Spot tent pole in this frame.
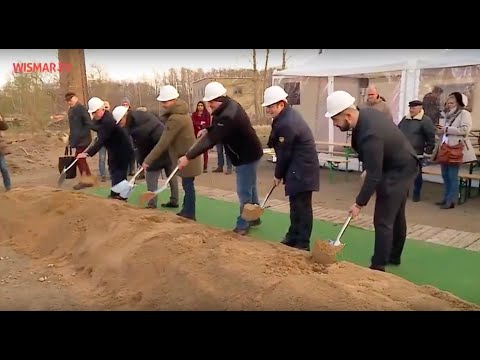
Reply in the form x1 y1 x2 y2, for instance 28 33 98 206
398 70 407 124
327 76 334 153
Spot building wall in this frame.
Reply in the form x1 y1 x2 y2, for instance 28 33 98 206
192 77 261 118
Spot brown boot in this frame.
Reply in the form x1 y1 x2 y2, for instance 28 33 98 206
212 167 223 173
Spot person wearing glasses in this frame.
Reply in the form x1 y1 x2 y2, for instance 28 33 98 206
76 97 134 200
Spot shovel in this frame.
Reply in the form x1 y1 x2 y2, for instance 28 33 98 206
241 183 277 221
311 215 351 265
57 137 97 187
139 166 179 205
111 167 144 199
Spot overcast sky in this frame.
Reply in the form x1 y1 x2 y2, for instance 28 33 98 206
0 49 319 86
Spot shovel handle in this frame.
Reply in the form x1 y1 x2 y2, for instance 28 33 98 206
334 215 352 245
261 183 277 208
153 166 179 195
129 167 144 185
64 158 78 172
63 136 98 172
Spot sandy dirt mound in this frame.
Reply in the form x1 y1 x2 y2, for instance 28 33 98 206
3 131 66 175
0 186 477 311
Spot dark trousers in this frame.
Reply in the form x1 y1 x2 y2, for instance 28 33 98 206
181 177 196 217
285 191 313 248
372 183 409 267
110 164 129 188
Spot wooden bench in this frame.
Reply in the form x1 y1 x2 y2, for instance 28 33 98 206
422 166 480 204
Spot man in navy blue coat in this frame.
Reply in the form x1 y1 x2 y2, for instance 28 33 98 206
263 86 320 251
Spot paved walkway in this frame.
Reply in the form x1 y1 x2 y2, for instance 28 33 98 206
195 185 480 252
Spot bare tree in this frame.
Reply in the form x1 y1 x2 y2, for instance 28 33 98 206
281 49 287 70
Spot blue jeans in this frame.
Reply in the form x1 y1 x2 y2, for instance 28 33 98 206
216 143 232 169
0 154 11 190
99 147 107 177
181 177 196 217
235 161 260 230
440 164 460 204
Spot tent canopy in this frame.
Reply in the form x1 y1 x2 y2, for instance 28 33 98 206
273 49 480 78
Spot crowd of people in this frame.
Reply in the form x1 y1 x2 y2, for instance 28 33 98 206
0 79 475 273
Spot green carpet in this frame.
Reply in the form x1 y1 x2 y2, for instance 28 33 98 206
87 185 480 306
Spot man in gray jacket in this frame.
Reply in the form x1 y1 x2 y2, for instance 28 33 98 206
398 100 436 202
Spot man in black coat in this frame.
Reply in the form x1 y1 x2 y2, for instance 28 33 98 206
65 92 94 190
112 106 179 209
177 81 264 235
325 91 419 272
398 100 436 202
263 86 320 251
76 97 133 201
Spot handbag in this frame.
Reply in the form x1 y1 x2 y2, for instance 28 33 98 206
436 141 464 165
58 146 77 179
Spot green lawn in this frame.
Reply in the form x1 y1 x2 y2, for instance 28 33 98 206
87 185 480 306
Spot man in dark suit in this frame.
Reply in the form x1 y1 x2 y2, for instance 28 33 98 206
263 86 320 251
325 91 419 271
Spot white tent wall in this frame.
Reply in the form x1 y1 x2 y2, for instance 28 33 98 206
272 75 328 141
418 64 480 129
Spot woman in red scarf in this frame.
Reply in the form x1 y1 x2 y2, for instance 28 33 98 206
191 101 211 172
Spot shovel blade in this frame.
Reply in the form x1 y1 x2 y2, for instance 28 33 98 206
139 184 170 205
241 203 264 221
311 240 345 265
57 170 67 187
111 180 130 194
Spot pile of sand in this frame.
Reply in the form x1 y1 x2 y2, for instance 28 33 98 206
0 186 477 311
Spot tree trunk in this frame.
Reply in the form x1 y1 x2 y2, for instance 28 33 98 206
58 49 88 105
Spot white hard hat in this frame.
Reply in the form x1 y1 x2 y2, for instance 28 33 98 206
112 106 129 124
325 91 356 118
87 97 104 113
203 81 227 102
157 85 179 102
262 85 289 107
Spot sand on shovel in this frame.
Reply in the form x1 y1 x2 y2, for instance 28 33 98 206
311 240 345 265
241 203 264 221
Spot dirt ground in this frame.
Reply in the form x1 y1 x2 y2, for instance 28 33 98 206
0 131 479 310
0 186 478 310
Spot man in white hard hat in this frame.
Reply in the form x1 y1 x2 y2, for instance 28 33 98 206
262 85 320 251
76 97 134 201
142 85 203 221
113 104 179 209
325 90 418 272
177 81 263 235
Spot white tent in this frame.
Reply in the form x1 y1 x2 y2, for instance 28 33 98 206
272 49 480 146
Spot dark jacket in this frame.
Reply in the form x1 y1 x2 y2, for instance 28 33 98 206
126 110 171 171
398 109 436 155
86 111 133 171
352 108 419 207
186 97 263 166
68 103 92 148
267 106 320 197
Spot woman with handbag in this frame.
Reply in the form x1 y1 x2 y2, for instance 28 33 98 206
432 92 477 209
